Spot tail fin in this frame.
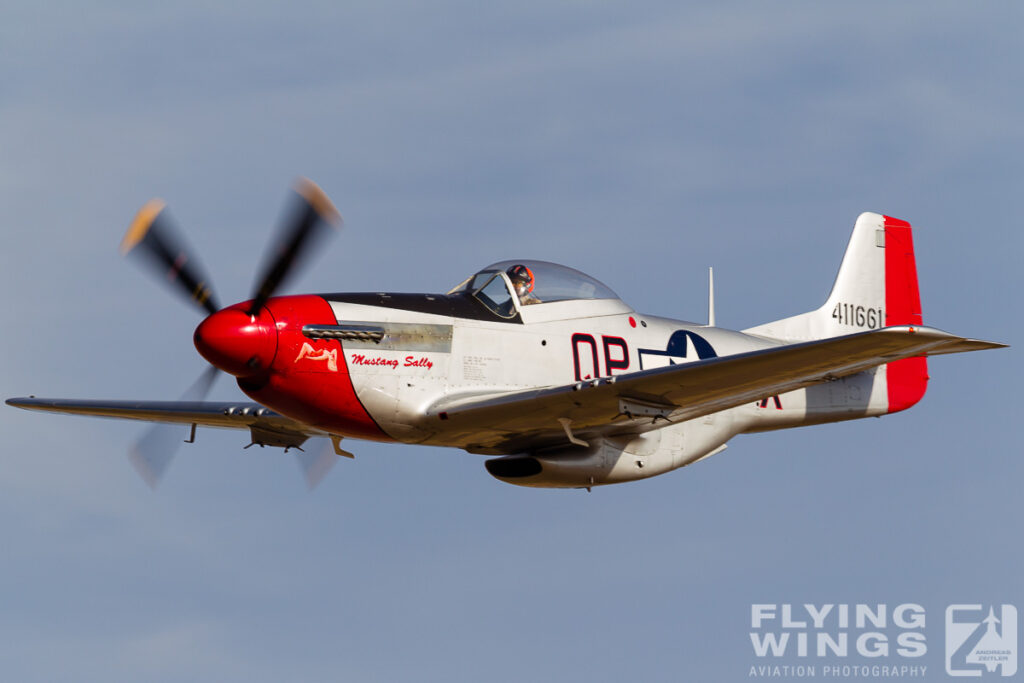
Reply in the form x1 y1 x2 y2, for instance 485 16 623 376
744 212 928 412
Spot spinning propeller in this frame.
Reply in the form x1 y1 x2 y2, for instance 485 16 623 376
121 178 342 488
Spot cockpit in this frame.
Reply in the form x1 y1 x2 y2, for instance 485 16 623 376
449 260 622 320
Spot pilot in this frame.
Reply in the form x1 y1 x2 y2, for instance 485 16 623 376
507 264 541 305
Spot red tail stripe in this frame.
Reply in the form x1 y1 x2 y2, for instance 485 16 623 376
883 216 927 413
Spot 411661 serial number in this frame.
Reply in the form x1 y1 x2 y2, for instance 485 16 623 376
832 303 884 329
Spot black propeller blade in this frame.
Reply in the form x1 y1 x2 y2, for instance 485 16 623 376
295 442 340 491
121 200 220 315
128 365 221 489
121 179 342 489
248 177 341 315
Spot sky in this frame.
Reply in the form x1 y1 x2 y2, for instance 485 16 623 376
1 2 1021 681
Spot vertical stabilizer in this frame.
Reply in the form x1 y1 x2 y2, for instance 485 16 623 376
744 212 928 413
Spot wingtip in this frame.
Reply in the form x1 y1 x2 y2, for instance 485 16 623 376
6 397 36 408
962 339 1009 351
879 326 1009 354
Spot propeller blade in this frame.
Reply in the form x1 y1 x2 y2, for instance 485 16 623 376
121 199 220 315
248 178 341 315
294 440 340 490
128 366 220 489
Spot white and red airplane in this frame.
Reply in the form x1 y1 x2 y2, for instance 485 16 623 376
7 179 1006 489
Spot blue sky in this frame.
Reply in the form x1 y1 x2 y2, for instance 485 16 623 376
1 3 1020 681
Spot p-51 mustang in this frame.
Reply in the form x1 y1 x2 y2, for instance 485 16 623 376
7 180 1006 489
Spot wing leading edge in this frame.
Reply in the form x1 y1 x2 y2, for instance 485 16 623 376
428 326 1006 453
5 397 322 435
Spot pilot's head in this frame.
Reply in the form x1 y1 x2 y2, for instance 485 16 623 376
506 264 535 299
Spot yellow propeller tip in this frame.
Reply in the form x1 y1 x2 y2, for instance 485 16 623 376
295 177 342 228
121 199 166 254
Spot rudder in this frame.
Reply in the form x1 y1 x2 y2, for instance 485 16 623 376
880 216 927 412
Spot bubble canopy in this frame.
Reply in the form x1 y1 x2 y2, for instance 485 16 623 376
450 260 620 303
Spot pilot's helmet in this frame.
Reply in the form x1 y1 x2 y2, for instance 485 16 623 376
506 264 535 296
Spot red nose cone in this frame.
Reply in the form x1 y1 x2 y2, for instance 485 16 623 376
194 306 278 377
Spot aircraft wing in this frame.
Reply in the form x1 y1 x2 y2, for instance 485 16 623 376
429 326 1006 453
5 398 323 436
5 398 350 489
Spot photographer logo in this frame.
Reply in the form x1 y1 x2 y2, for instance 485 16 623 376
946 605 1017 677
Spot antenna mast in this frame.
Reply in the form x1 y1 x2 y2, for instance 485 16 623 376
708 266 716 327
